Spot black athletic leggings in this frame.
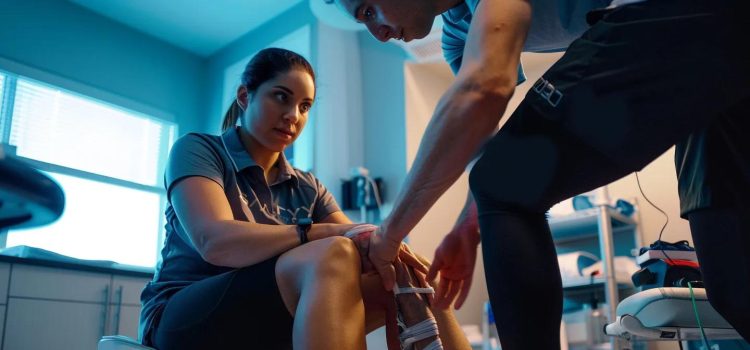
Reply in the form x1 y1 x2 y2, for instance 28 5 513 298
689 208 750 342
468 1 750 348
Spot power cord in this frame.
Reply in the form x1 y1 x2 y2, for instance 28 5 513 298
635 172 675 264
365 176 383 209
353 167 383 223
635 174 711 349
688 281 712 350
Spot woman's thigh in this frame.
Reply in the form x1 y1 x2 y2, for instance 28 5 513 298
153 256 294 350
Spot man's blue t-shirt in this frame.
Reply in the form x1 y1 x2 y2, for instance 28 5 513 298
441 0 613 78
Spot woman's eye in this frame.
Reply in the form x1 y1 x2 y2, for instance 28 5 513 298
363 8 374 20
274 92 287 102
300 104 311 113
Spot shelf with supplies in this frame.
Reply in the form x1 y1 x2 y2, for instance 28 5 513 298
562 276 634 291
548 195 643 350
549 206 641 293
549 207 640 259
548 207 637 242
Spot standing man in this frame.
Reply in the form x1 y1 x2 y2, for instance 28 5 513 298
335 0 750 349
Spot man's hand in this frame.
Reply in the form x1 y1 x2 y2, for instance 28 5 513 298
345 225 427 278
427 225 480 310
369 227 403 291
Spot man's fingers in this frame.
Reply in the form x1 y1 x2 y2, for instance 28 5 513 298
426 258 442 282
398 250 429 275
455 276 473 310
434 275 452 309
437 275 461 309
412 269 435 305
443 279 462 309
377 262 397 291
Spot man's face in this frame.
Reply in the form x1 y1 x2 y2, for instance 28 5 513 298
336 0 436 43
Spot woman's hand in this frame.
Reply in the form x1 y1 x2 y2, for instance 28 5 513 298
306 222 362 241
345 225 378 273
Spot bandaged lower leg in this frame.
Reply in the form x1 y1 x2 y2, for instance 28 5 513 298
344 225 443 350
394 261 443 350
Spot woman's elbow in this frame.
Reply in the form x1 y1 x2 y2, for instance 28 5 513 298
189 227 229 266
199 244 226 266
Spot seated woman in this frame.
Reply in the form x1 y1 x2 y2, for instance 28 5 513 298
139 48 471 350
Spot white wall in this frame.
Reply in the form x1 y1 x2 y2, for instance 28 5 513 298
313 22 366 203
403 62 486 327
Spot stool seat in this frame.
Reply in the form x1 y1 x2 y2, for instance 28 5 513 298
605 287 741 341
98 335 155 350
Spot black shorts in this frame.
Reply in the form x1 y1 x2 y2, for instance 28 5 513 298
470 0 750 214
148 256 294 350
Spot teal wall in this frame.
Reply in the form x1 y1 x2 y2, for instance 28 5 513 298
0 0 410 209
0 0 207 133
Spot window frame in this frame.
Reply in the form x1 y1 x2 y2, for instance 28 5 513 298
0 58 177 268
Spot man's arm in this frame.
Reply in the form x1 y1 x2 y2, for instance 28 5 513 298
371 0 532 289
384 0 531 240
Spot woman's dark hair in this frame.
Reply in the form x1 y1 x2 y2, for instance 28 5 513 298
221 48 316 132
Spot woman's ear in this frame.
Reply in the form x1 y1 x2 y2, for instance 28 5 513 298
236 85 249 111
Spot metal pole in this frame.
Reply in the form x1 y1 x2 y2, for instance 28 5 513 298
595 187 622 349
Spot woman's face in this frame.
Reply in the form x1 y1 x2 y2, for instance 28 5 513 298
238 68 315 153
337 0 436 43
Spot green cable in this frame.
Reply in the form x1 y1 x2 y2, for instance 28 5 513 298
688 281 712 350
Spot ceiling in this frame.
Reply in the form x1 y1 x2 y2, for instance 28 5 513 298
67 0 304 57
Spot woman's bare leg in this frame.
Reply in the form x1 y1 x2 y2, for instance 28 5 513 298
431 304 472 350
396 253 472 350
361 260 472 350
276 236 367 350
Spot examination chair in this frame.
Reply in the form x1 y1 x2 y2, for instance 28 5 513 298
605 287 741 343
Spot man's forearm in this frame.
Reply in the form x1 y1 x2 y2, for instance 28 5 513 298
381 0 530 243
382 82 509 242
454 191 479 233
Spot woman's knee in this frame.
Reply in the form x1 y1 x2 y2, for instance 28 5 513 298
277 236 360 283
275 237 362 313
312 236 361 277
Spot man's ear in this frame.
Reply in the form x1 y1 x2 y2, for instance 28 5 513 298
236 85 249 110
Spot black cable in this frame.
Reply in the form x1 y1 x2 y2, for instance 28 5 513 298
635 172 675 264
678 340 684 350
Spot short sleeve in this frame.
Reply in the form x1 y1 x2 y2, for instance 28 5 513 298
165 134 225 200
310 176 341 222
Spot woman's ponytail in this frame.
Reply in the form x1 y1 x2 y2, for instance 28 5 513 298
221 99 243 132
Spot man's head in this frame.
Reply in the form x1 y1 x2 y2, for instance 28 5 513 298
334 0 443 42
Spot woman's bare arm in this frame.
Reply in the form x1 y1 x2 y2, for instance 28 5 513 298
171 176 357 268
